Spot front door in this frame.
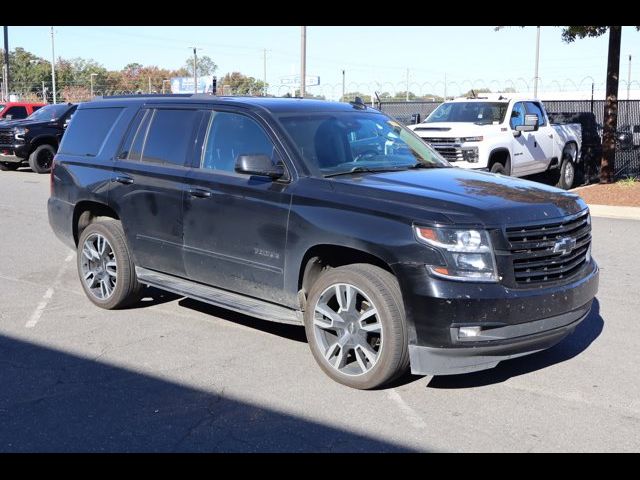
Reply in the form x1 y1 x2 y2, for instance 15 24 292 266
509 101 535 175
183 109 292 304
110 106 201 277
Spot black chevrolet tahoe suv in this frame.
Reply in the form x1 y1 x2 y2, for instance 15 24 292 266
48 94 599 389
0 103 77 173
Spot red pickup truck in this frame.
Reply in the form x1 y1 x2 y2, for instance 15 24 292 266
0 102 47 120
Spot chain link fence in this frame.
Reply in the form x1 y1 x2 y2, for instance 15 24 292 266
379 99 640 179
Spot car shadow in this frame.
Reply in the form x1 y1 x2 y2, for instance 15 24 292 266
178 297 308 343
0 332 415 452
129 286 184 309
426 298 604 389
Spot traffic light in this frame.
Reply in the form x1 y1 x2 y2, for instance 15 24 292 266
212 76 217 96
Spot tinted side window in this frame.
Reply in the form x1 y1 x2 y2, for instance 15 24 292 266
201 111 275 173
510 102 526 130
5 106 28 119
141 109 199 166
32 106 43 112
118 109 148 160
525 102 546 126
59 107 124 157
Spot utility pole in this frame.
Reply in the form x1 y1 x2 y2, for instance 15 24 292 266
3 26 9 101
189 47 201 94
534 26 540 97
406 68 410 101
50 27 57 104
300 26 306 98
341 69 345 101
90 72 97 98
627 54 632 100
42 81 46 102
444 73 447 100
263 49 267 96
148 76 152 94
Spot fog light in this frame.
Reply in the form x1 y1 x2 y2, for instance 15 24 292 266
459 326 482 338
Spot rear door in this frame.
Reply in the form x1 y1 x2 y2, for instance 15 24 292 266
110 105 202 277
525 101 555 172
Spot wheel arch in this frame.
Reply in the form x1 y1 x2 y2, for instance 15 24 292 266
73 200 120 247
488 147 511 174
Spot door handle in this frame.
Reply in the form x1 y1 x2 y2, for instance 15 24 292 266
548 134 553 138
113 175 134 185
188 188 212 198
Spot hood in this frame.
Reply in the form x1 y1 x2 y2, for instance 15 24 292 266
0 118 53 129
332 167 586 226
409 122 503 138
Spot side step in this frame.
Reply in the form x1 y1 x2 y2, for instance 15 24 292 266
135 267 303 325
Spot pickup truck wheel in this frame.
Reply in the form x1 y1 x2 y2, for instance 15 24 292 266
28 144 56 174
304 264 409 390
558 157 576 190
77 219 142 310
0 162 20 171
490 162 507 175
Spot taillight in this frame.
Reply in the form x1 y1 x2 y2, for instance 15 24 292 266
50 156 56 196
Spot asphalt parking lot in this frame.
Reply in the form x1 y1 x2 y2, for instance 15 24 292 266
1 168 639 452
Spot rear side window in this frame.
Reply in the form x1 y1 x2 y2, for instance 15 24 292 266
4 106 28 119
60 107 124 157
141 109 199 166
32 105 43 112
118 109 151 161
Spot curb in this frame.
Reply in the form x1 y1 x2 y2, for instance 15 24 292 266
588 204 640 221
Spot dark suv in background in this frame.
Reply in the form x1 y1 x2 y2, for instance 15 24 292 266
0 103 77 173
48 94 599 389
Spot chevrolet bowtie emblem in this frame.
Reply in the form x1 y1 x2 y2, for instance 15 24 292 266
553 237 576 256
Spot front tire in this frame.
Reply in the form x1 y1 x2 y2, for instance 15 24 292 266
557 157 576 190
77 219 142 309
490 162 507 175
0 162 20 171
28 144 56 174
303 263 409 390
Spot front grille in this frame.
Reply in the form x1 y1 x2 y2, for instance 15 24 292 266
421 137 457 144
0 129 14 146
506 210 591 286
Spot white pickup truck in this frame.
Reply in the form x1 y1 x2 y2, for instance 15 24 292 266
407 95 583 189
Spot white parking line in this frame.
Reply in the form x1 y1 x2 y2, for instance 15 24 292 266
386 388 427 430
25 252 75 329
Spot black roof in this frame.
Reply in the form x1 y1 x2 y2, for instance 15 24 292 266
88 94 378 114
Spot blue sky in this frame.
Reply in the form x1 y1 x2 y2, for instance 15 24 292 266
7 26 640 99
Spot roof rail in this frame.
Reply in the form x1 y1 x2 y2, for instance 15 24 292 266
92 93 199 100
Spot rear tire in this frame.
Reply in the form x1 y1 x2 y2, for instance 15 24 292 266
28 144 56 174
303 263 409 390
77 219 142 309
0 162 20 171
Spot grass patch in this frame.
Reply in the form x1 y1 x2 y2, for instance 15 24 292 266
618 176 638 187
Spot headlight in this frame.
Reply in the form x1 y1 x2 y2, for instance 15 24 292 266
414 225 498 282
14 127 28 140
461 136 483 142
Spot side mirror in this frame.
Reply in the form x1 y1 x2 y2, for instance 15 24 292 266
410 113 421 124
516 114 539 132
5 114 12 120
235 154 284 179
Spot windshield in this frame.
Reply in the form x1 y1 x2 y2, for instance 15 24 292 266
277 111 450 177
26 104 70 121
425 102 508 124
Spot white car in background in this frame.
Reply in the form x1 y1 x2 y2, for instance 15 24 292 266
407 94 583 189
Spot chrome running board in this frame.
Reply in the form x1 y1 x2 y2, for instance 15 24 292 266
135 266 303 325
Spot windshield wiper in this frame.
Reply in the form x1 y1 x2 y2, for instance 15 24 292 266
324 166 404 178
474 121 493 125
407 162 443 169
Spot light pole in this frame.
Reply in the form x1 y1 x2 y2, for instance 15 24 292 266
534 26 540 97
50 26 57 104
300 26 306 98
627 54 632 100
263 49 267 96
188 47 201 94
342 69 345 101
90 73 97 98
3 26 9 101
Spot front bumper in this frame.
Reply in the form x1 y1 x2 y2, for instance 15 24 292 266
395 260 599 376
0 144 28 163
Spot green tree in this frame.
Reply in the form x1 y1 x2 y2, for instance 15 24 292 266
340 91 371 103
219 71 267 96
183 55 217 77
560 26 640 183
394 91 417 100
